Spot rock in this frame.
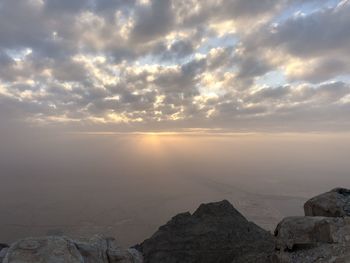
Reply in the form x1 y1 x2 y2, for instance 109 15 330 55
0 244 9 263
105 237 143 263
0 244 8 250
274 215 350 263
3 235 143 263
3 236 83 263
74 235 109 263
107 247 143 263
0 248 8 263
304 188 350 217
275 216 350 250
273 243 350 263
139 200 274 263
273 188 350 262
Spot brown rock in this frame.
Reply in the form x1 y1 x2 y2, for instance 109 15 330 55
304 188 350 217
275 216 350 250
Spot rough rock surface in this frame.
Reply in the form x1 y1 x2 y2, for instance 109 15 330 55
304 188 350 217
273 243 350 263
0 244 8 250
275 216 350 250
0 244 9 263
139 200 275 263
74 235 109 263
2 235 142 263
3 236 83 263
274 187 350 263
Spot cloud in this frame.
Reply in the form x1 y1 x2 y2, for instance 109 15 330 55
271 3 350 58
0 0 349 132
240 1 350 82
130 0 174 43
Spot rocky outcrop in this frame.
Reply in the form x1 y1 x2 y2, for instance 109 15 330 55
274 187 350 263
139 200 275 263
1 188 350 263
0 244 9 263
3 236 83 263
2 235 142 263
304 188 350 217
273 243 350 263
275 216 350 250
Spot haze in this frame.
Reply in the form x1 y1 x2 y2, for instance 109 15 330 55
0 0 350 247
0 130 350 246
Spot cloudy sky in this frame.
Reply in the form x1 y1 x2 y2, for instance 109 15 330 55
1 0 350 132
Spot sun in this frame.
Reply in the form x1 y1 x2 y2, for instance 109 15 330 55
136 133 165 156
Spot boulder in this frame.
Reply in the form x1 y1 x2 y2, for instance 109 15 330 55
3 236 84 263
139 200 274 263
0 247 8 263
74 235 109 263
275 216 350 250
304 188 350 217
107 247 143 263
0 244 8 250
3 235 143 263
105 237 143 263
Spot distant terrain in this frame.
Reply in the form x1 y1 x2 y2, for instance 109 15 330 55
1 133 349 246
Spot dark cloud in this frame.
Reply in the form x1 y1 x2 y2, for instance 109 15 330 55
0 50 13 66
236 56 272 79
240 1 350 82
157 40 194 61
130 0 174 43
271 3 350 58
44 0 89 13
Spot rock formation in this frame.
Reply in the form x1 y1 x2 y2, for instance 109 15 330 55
1 188 350 263
1 235 142 263
274 216 350 250
304 187 350 217
0 244 8 263
274 187 350 263
139 200 275 263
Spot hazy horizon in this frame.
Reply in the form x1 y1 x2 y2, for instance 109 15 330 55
1 130 350 245
0 0 350 248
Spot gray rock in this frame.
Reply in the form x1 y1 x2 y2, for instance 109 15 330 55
274 215 350 263
273 243 350 263
105 237 143 263
275 216 350 250
0 244 8 250
74 235 109 263
0 248 9 263
139 200 274 263
107 247 143 263
304 188 350 217
3 235 143 263
3 236 84 263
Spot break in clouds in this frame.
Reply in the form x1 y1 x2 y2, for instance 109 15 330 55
0 0 350 132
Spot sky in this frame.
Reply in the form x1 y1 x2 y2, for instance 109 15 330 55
0 0 350 133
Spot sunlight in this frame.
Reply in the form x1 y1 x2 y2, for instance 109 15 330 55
136 133 166 158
